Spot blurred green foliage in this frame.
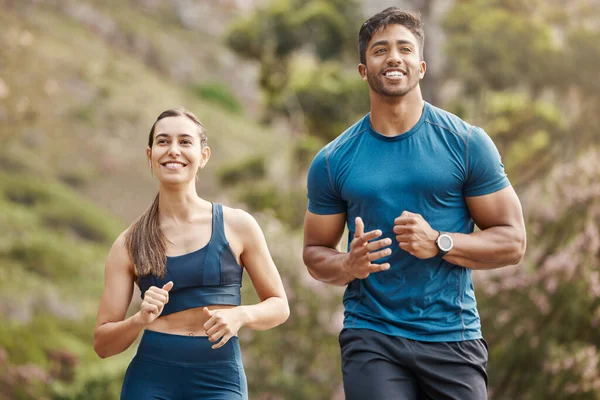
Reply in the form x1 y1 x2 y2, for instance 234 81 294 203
292 63 369 141
191 83 243 114
225 0 365 127
293 135 324 170
238 183 307 229
1 0 599 399
217 155 266 186
442 1 600 399
0 171 129 399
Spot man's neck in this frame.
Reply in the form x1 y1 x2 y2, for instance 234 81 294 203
369 89 425 137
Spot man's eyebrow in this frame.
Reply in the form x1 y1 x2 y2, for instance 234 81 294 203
370 39 415 49
395 39 415 47
370 40 389 49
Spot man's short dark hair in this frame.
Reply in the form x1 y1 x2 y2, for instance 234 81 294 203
358 8 425 65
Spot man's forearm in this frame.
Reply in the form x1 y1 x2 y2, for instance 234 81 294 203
444 226 526 270
303 246 354 286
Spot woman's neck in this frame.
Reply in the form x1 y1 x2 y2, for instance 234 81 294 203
157 183 210 223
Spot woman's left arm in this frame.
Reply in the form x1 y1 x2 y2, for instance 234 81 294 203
204 209 289 348
236 209 290 329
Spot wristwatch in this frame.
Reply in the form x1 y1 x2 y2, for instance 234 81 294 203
436 231 453 257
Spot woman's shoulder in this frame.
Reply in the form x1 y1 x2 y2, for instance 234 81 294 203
113 223 135 249
107 228 128 251
109 224 137 258
104 227 135 274
220 204 262 236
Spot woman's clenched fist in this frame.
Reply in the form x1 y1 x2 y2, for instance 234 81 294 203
137 281 173 325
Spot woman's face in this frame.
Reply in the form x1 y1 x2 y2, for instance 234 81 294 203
146 115 210 185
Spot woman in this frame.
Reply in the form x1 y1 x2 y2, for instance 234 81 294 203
93 108 290 399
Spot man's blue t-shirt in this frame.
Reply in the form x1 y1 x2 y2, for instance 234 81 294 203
306 102 510 342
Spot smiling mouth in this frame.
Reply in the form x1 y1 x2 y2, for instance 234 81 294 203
161 162 187 170
383 70 406 79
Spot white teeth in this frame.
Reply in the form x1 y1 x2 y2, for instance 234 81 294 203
385 71 405 77
164 163 184 170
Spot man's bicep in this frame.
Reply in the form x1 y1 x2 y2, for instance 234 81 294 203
303 211 347 249
465 185 525 231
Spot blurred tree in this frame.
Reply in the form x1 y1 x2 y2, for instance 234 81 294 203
443 0 600 165
443 1 600 399
291 62 369 141
225 0 364 128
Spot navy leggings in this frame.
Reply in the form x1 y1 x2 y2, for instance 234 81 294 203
120 330 247 400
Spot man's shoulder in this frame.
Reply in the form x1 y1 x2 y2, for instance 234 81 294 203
424 102 475 140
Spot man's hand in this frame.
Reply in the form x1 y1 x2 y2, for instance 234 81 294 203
393 211 439 259
342 217 392 279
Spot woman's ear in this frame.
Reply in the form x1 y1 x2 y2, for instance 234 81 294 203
146 147 152 168
199 146 211 169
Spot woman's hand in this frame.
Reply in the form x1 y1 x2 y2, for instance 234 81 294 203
136 281 173 325
203 307 248 349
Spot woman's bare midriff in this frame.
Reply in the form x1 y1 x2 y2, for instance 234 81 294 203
145 305 237 336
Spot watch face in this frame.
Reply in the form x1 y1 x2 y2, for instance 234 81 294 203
438 234 453 251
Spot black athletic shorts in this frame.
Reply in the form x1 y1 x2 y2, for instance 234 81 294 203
339 328 488 400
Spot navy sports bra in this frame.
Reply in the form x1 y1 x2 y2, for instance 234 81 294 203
138 203 243 316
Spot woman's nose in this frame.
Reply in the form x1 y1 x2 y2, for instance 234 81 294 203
168 145 181 157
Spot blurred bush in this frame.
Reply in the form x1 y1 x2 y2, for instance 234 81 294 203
217 155 266 186
192 82 243 114
292 63 369 141
293 135 324 171
238 183 307 229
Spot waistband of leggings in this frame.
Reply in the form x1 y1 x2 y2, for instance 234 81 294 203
135 329 242 366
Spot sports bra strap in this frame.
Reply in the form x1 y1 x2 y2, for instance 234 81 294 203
202 203 227 286
210 203 228 245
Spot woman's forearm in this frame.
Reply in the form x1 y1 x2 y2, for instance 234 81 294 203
93 312 146 358
239 297 290 331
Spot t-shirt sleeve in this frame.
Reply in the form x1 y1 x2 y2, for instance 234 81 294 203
464 127 511 197
306 147 347 215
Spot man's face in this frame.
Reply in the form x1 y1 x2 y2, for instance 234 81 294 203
359 24 426 98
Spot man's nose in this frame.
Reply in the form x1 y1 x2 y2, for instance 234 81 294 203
386 49 402 65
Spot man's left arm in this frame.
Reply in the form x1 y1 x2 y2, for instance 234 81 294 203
393 185 526 270
444 185 526 269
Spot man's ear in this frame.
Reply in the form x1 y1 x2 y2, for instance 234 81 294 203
419 60 427 79
358 63 368 82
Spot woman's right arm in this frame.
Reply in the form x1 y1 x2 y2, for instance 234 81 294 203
93 232 147 359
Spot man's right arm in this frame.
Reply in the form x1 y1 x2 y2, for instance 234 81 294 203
302 211 392 286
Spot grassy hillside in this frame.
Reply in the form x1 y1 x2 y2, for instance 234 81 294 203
0 171 129 399
0 0 286 223
0 1 300 398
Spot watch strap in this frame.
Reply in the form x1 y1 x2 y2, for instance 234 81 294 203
436 231 450 258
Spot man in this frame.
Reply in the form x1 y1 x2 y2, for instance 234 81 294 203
302 8 526 400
